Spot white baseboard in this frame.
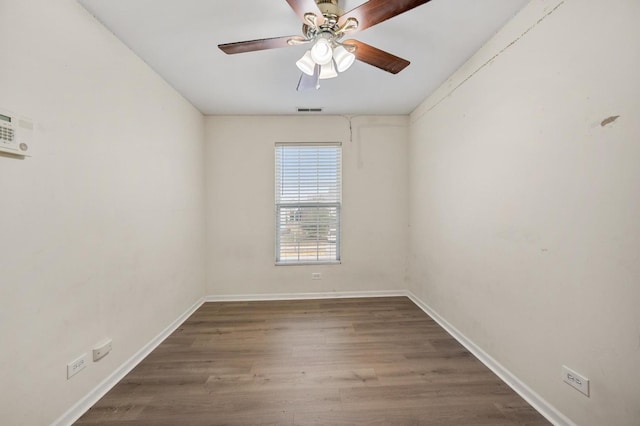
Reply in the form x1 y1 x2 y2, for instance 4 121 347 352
52 297 206 426
405 291 574 426
205 289 407 302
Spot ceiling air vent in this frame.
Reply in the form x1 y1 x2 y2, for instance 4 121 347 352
297 107 323 113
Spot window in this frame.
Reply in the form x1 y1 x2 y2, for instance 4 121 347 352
275 142 341 264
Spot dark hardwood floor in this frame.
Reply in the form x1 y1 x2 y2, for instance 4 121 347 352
75 297 549 425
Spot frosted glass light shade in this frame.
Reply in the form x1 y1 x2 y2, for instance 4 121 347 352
310 38 333 65
333 45 356 72
319 60 338 80
296 51 316 76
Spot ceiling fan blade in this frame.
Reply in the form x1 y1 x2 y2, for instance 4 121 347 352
345 39 410 74
285 0 325 25
338 0 432 34
219 36 303 54
296 65 321 91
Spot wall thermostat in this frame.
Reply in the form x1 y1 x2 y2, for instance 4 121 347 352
0 109 33 157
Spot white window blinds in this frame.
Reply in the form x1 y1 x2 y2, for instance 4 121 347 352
275 143 341 264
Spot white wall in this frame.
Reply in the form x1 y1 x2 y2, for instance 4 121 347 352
205 115 409 296
4 0 638 424
0 1 206 424
408 0 640 425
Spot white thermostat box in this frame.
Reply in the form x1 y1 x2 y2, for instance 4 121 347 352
0 108 33 157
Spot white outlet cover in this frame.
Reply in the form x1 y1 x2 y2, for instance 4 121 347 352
93 338 113 361
562 365 590 396
67 353 88 379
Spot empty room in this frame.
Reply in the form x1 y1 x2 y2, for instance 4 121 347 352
1 0 639 425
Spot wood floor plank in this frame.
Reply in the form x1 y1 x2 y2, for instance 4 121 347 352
75 297 549 425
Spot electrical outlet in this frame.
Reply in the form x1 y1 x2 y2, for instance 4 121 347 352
562 365 589 396
67 353 89 379
93 338 113 361
312 272 321 280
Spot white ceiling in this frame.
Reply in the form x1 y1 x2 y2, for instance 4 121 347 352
78 0 529 115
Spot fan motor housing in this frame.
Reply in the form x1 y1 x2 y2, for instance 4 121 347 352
317 0 342 17
302 0 344 38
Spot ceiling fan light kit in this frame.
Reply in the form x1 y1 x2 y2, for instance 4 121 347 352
309 36 334 65
296 51 316 75
218 0 432 90
319 58 338 79
333 44 356 72
296 37 354 82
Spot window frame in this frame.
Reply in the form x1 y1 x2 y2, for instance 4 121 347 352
274 142 342 266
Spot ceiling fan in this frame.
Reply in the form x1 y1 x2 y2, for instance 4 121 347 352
218 0 432 90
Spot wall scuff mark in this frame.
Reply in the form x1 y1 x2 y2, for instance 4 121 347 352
601 115 620 127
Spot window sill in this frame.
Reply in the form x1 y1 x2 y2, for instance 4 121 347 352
275 261 341 266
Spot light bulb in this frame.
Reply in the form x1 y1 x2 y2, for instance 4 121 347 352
310 38 333 65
